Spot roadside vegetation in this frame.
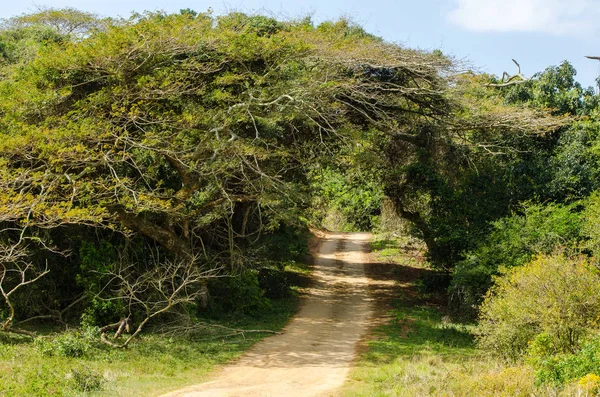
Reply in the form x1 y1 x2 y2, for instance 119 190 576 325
343 237 600 397
0 258 309 396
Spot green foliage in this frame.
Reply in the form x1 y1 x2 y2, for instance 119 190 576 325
503 61 597 116
54 331 94 358
4 7 103 37
477 254 600 360
310 166 383 231
217 13 284 37
70 366 104 392
258 224 309 263
417 270 452 294
549 121 600 201
450 202 583 312
582 190 600 258
381 118 558 267
389 60 597 273
77 241 116 290
532 336 600 385
35 327 98 358
206 271 271 316
0 9 447 332
258 268 290 299
316 18 381 40
77 241 125 326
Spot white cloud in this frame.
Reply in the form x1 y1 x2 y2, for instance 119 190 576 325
447 0 600 35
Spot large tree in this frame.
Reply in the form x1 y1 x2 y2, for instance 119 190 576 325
0 9 562 330
0 12 455 260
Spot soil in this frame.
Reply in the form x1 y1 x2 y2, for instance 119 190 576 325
159 232 377 397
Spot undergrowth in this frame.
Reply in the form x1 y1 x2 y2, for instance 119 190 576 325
341 236 591 397
0 260 309 396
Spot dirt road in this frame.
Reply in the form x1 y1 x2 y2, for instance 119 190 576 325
160 232 374 397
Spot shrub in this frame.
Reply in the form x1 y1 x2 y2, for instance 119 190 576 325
577 373 600 395
258 268 289 299
450 202 583 314
532 336 600 385
206 270 271 316
583 190 600 259
477 254 600 360
259 224 309 263
35 328 98 358
70 366 104 392
418 270 452 294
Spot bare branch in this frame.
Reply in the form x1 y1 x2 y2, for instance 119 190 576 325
97 255 223 348
485 59 529 87
0 238 50 336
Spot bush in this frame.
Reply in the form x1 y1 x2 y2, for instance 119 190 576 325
206 270 271 316
450 202 583 314
576 373 600 395
35 328 98 358
583 190 600 259
77 241 126 326
258 268 289 299
532 336 600 385
56 334 88 358
477 254 600 360
259 224 309 263
418 270 452 294
70 366 104 392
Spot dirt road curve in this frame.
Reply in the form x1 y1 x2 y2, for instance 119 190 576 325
160 232 373 397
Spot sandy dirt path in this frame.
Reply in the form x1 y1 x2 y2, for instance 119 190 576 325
160 232 373 397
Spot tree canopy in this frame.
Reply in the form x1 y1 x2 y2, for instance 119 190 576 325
0 8 569 338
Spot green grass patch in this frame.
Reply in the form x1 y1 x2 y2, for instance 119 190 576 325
0 291 301 396
370 237 426 268
361 305 476 365
370 239 406 261
1 331 248 396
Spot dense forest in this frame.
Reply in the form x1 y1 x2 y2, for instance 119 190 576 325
1 7 600 395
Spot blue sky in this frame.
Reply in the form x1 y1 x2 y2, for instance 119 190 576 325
1 0 599 88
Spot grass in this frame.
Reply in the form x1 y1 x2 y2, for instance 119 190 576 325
0 261 309 397
1 332 246 396
340 236 565 397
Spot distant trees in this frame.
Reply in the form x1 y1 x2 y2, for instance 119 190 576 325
447 61 600 313
2 7 105 37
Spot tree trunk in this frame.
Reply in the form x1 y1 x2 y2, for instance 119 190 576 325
114 208 192 258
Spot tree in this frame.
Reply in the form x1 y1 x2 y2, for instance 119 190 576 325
0 11 462 331
0 12 463 263
379 71 563 265
2 7 105 37
0 10 566 333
